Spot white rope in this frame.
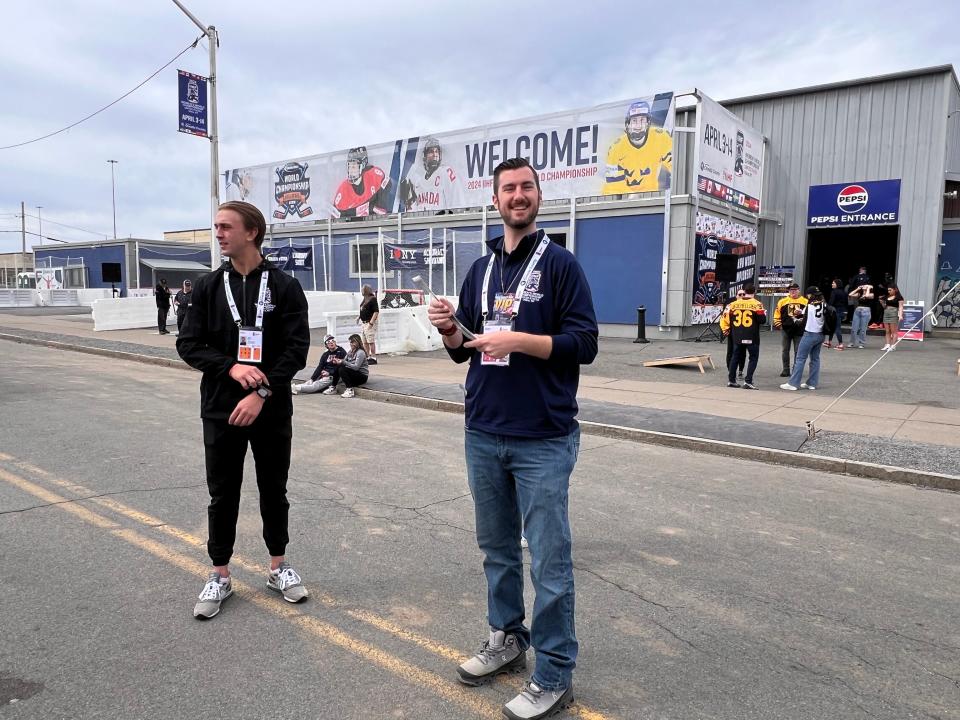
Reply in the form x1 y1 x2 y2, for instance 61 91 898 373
805 279 960 439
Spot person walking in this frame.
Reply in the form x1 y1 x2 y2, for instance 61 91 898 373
882 284 905 351
173 279 193 335
176 201 311 620
155 277 172 334
773 283 807 377
427 157 597 720
826 278 848 349
722 284 766 389
780 286 837 391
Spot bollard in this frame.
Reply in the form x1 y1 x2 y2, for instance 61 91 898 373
633 306 649 344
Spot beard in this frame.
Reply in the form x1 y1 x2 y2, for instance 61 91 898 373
498 200 539 229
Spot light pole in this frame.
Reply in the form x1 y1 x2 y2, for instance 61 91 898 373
171 0 220 267
36 206 42 243
107 159 118 239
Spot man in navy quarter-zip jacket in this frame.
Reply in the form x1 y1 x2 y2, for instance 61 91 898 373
428 157 597 720
177 201 310 620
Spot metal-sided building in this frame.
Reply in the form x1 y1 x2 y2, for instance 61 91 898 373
725 64 960 329
214 64 960 336
32 238 211 296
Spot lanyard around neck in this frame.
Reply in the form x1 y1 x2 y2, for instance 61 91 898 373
224 269 269 329
481 234 550 319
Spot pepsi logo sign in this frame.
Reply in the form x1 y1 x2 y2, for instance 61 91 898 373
837 185 869 213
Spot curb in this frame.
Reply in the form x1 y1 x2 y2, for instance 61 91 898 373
5 332 959 492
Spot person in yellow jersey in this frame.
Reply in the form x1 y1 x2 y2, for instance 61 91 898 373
603 101 672 194
723 283 766 389
773 283 809 377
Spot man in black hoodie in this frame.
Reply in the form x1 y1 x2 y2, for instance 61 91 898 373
177 201 310 619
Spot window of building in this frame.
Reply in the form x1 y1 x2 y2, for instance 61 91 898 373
349 239 394 279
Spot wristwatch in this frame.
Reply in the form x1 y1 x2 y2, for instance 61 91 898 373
255 385 272 399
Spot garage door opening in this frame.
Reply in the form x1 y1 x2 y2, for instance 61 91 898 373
805 225 899 296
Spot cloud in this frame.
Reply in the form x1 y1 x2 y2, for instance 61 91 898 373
1 0 957 252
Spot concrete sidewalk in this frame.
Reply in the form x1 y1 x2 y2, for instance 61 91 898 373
2 307 960 479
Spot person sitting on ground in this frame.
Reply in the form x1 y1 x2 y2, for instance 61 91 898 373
882 284 904 351
780 286 837 392
292 335 345 395
332 333 369 398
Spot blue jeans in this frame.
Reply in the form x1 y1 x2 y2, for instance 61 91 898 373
851 306 871 346
464 427 580 691
789 331 824 388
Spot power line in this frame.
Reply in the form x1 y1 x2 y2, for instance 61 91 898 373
0 34 204 151
1 210 109 237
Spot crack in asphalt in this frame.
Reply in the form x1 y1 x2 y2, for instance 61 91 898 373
0 483 207 517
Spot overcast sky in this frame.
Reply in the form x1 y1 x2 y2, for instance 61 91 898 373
1 0 956 252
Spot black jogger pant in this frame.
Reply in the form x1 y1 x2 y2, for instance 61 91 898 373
340 366 368 389
202 415 292 566
158 307 169 332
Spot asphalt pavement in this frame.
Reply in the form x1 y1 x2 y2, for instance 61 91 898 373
1 344 959 719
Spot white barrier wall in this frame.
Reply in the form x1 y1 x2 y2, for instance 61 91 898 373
93 296 169 331
304 291 361 329
76 289 113 306
0 289 39 307
325 305 444 353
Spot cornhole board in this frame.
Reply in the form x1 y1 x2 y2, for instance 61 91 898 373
642 354 715 374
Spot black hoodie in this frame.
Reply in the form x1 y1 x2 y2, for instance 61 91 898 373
176 258 310 420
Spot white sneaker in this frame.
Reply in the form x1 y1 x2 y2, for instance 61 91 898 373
193 573 233 619
800 383 816 390
503 681 574 720
779 383 798 391
322 386 337 395
267 562 309 603
341 388 355 398
882 344 890 350
886 344 895 351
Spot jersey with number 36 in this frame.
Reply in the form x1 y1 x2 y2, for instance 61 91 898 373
726 297 767 345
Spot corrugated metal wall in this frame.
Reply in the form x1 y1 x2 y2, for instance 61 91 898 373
946 79 960 175
724 71 951 305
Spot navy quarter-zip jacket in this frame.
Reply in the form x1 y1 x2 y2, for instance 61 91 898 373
447 229 598 438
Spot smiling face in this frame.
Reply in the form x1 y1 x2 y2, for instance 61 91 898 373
492 166 541 230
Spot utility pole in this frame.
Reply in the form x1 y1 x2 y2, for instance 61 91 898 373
20 201 26 256
171 0 220 267
36 206 43 243
107 159 118 239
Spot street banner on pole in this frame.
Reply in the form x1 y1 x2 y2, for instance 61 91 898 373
178 69 208 137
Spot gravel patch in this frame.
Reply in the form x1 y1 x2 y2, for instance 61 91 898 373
802 429 960 477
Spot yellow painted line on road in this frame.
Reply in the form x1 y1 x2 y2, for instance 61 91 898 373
0 464 506 718
1 456 616 720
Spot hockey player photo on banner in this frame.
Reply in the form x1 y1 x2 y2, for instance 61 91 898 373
602 95 674 195
399 136 464 213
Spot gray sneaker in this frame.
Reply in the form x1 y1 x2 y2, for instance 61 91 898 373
193 572 232 619
267 562 309 603
456 630 526 686
503 681 574 719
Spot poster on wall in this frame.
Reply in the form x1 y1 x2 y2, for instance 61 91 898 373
225 92 676 222
691 211 758 324
898 301 925 341
263 246 313 271
383 240 448 270
757 266 796 295
696 94 763 213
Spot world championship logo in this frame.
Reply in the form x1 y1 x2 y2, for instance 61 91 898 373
274 162 314 219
